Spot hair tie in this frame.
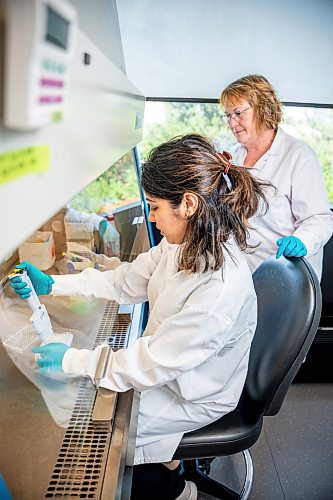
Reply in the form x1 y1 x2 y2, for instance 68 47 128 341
216 151 233 191
215 151 232 174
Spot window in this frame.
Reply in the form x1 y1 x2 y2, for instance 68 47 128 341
283 106 333 202
68 149 149 260
69 150 140 214
139 101 333 203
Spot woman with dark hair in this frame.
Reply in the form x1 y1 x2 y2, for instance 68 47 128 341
11 134 268 500
220 74 333 279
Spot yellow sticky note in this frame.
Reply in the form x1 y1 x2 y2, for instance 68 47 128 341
0 145 50 185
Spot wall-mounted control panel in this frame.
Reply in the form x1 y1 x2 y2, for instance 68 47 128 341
3 0 77 130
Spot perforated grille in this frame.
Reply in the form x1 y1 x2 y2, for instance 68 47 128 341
94 300 119 346
45 300 131 498
46 380 108 499
108 313 132 349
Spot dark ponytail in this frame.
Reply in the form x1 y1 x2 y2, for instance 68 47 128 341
141 134 269 273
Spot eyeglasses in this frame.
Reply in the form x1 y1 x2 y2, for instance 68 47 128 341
222 106 252 123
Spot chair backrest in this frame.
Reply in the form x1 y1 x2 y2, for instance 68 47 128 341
238 256 321 419
321 235 333 324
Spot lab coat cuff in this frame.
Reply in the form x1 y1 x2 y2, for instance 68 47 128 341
51 274 81 296
292 230 317 257
90 213 104 231
62 345 104 380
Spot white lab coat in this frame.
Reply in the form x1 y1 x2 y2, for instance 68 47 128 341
230 127 333 279
51 238 257 464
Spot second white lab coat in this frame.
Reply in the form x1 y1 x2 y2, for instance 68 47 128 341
51 238 257 464
230 127 333 279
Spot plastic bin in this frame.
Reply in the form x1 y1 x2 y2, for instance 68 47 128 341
18 231 55 270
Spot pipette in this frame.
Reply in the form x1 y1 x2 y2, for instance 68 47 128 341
8 269 53 340
8 269 73 347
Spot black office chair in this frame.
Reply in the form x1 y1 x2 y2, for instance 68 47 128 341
320 235 333 327
295 235 333 382
173 256 322 499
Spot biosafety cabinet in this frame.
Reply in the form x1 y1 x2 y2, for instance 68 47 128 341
0 1 148 498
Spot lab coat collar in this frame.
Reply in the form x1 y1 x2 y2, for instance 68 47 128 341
249 126 284 172
233 126 283 168
267 126 284 156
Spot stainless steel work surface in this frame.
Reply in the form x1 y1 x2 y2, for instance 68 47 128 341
0 296 140 499
0 341 65 499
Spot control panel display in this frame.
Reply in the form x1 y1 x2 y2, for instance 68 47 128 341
3 0 77 130
45 6 70 50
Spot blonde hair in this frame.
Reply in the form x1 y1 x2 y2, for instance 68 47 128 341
220 74 282 131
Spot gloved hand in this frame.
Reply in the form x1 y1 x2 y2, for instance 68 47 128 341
100 220 120 257
32 342 69 373
276 236 307 259
10 261 54 298
98 219 108 238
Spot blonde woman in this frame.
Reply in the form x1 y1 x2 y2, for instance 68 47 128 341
220 74 333 279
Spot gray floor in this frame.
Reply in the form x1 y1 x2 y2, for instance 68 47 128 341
198 383 333 500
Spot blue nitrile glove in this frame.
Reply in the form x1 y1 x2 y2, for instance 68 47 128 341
32 342 69 373
98 219 108 238
10 261 54 298
276 236 307 259
0 474 11 500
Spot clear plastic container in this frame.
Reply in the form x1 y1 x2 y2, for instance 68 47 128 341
102 216 120 257
64 219 94 241
64 218 95 250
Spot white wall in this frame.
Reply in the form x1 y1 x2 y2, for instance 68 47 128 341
0 1 144 263
70 0 127 73
117 0 333 103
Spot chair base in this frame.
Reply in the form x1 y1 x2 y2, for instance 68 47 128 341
181 450 253 500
